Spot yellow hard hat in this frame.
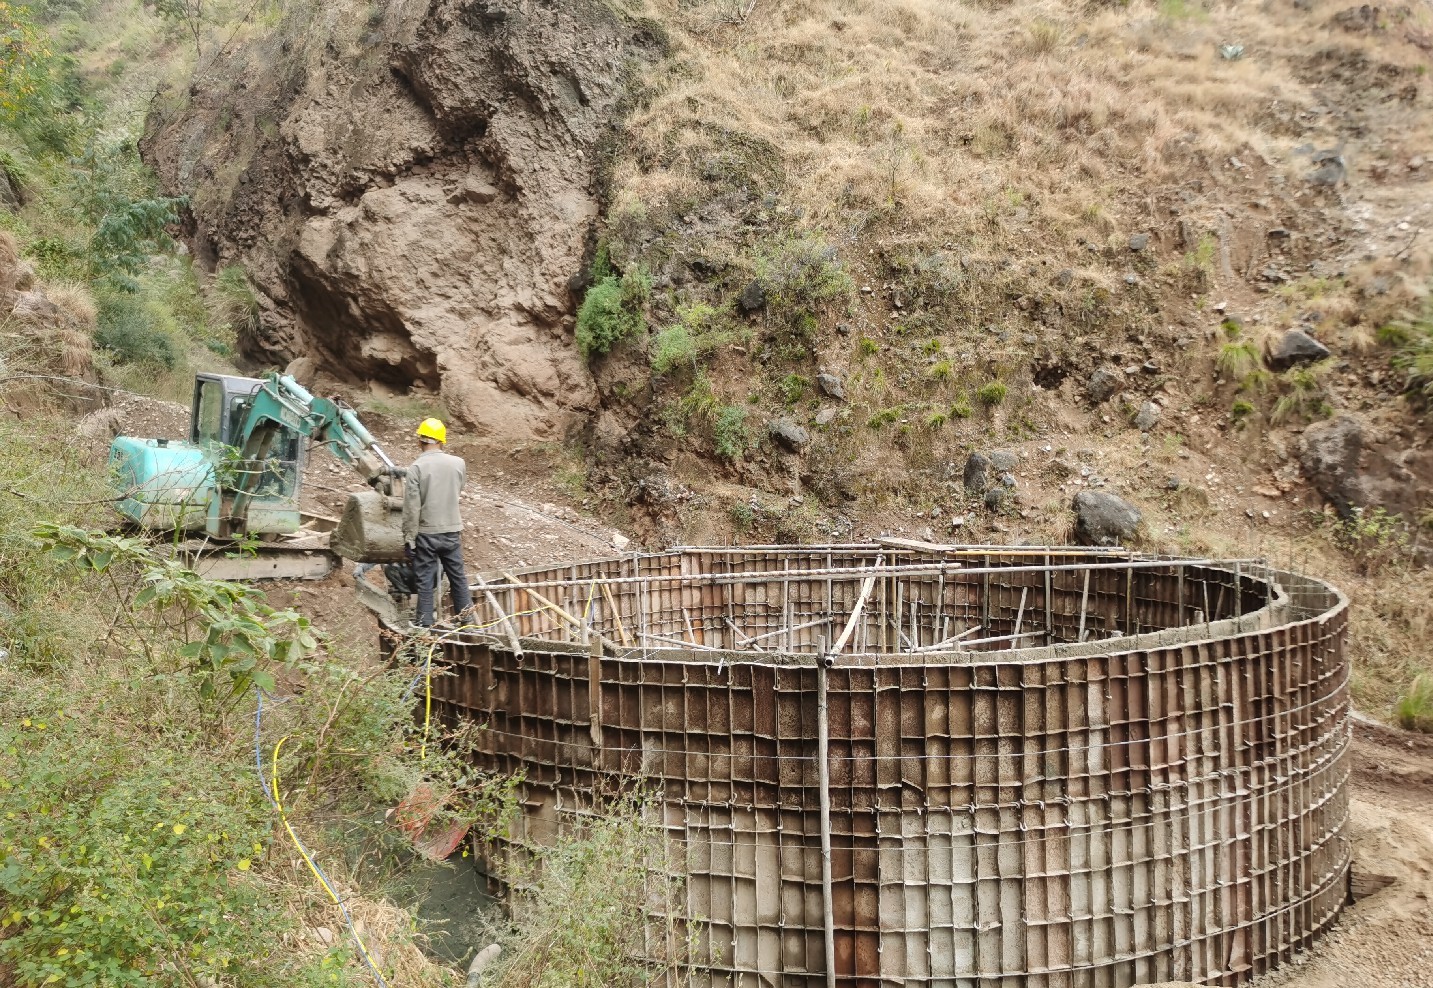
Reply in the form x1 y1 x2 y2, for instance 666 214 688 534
416 417 447 444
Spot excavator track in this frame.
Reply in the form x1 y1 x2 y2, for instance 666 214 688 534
164 511 343 582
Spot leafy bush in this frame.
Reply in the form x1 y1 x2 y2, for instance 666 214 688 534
755 231 853 335
780 373 809 405
1395 674 1433 733
478 791 698 988
1334 506 1413 575
950 394 973 419
212 263 260 338
576 270 650 360
94 291 180 367
857 336 879 357
1217 339 1261 382
976 380 1007 406
650 324 697 374
713 404 749 459
1271 361 1333 424
1379 298 1433 408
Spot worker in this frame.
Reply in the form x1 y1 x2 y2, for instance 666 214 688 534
401 417 475 627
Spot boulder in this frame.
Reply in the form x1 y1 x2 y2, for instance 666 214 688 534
1128 233 1150 252
1086 365 1122 404
963 452 990 493
1298 416 1365 517
737 279 767 313
1133 401 1160 432
1268 329 1331 370
767 417 809 452
816 372 846 400
989 450 1019 472
1072 491 1142 546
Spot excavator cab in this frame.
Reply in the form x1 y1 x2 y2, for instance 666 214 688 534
190 374 304 504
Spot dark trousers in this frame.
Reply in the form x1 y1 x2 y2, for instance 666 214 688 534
413 531 473 626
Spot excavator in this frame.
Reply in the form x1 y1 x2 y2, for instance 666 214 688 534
108 371 409 579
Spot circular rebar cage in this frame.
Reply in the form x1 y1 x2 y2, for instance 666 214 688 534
423 544 1351 988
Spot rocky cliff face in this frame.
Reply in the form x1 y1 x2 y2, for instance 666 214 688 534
144 0 655 439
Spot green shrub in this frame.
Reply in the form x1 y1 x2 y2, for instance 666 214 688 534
929 359 953 381
1217 339 1261 381
924 409 948 429
780 373 809 405
576 269 650 360
976 380 1007 406
650 324 697 374
93 291 180 367
755 231 854 335
714 404 750 459
1271 361 1333 424
950 395 973 419
478 792 697 988
1230 398 1255 422
1395 674 1433 733
867 406 901 428
212 263 259 338
857 336 879 357
1380 297 1433 407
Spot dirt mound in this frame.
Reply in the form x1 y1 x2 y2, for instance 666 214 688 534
143 0 662 440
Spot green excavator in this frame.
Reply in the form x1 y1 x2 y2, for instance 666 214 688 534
108 371 408 578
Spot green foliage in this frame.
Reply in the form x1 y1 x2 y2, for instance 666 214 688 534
576 269 650 361
1217 339 1261 382
0 1 54 123
754 231 853 336
1333 506 1412 575
867 406 901 429
93 290 180 367
713 404 750 459
1271 360 1333 424
928 359 953 381
924 408 948 429
0 699 347 988
1230 398 1255 422
779 373 809 405
35 524 319 702
975 380 1007 407
1379 296 1433 408
478 791 698 988
950 395 973 419
728 500 755 530
649 323 696 375
1395 674 1433 733
856 336 879 357
212 263 259 339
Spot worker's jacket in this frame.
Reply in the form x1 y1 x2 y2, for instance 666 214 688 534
401 448 466 542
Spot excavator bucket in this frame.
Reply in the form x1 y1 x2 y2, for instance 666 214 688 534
331 490 407 562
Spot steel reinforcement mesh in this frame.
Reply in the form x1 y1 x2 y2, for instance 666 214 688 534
416 546 1351 988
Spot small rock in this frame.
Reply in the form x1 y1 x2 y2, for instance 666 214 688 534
816 373 846 400
1133 401 1160 432
460 176 499 204
1410 156 1425 171
1055 268 1074 287
612 532 631 551
1165 475 1181 490
999 472 1017 488
1072 491 1142 546
468 943 503 984
950 515 966 528
314 927 336 946
1086 365 1122 404
1268 329 1331 370
1128 233 1151 252
737 279 767 313
1124 273 1140 286
983 487 1007 511
1309 156 1345 187
1142 360 1160 374
767 417 809 452
963 452 990 493
989 450 1019 472
814 407 840 427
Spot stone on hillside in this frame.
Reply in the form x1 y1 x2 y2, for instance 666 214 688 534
767 417 809 452
816 372 846 400
963 452 990 493
1133 401 1160 432
1128 233 1151 252
1298 415 1364 518
737 279 767 313
814 407 840 427
1072 491 1142 546
983 487 1007 511
1086 365 1122 404
989 450 1019 472
1268 329 1331 370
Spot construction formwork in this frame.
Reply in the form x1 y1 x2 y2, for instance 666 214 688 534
417 545 1351 988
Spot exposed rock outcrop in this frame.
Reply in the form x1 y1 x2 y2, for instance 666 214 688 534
1072 491 1142 546
1299 415 1433 520
143 0 660 440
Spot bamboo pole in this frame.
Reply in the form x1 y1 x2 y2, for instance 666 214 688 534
1077 569 1092 643
826 555 883 663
